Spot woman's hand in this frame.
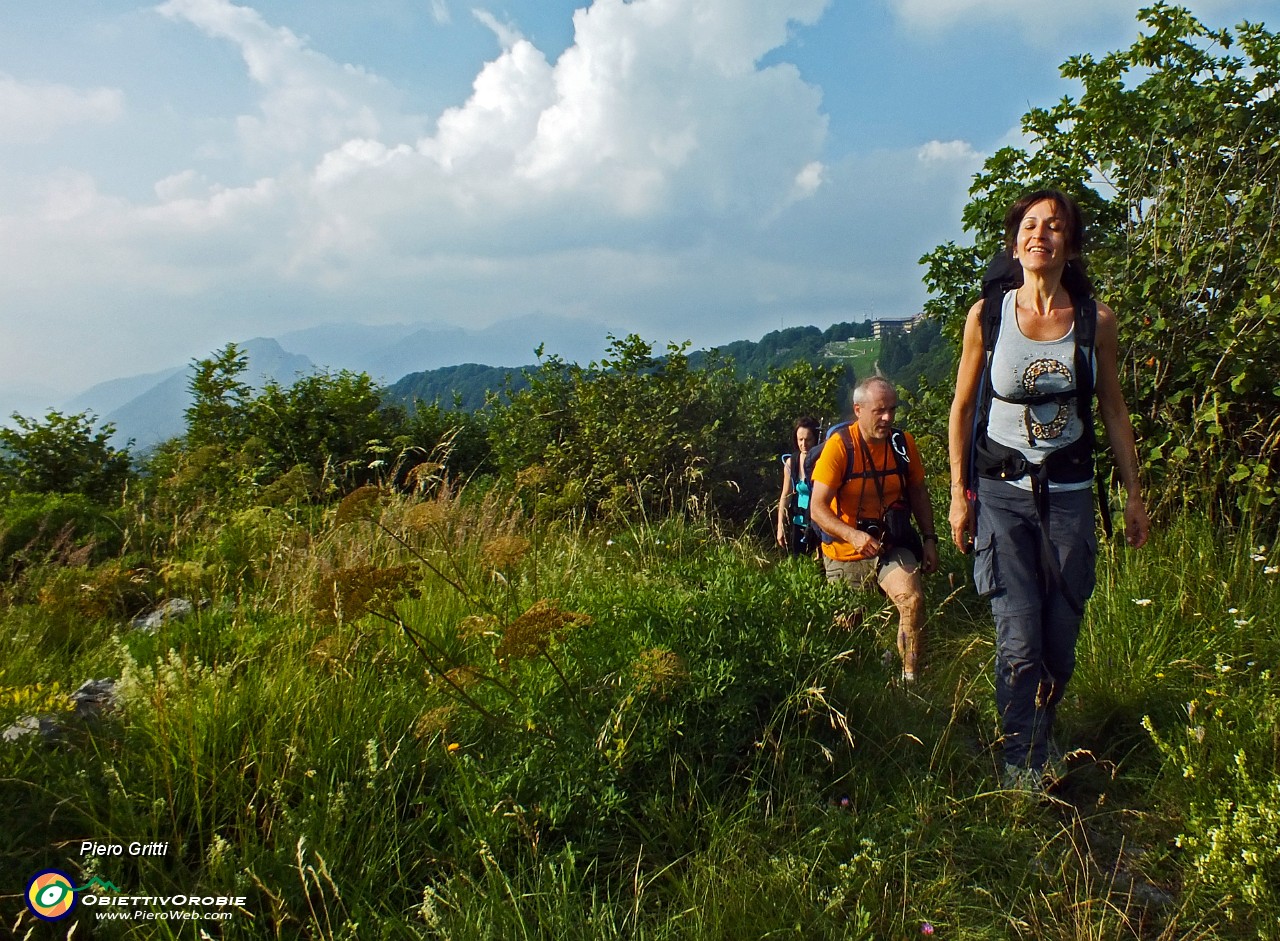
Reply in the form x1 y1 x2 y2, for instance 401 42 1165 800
948 490 973 553
776 521 787 548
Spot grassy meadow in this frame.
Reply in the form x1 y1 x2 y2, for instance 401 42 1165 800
2 479 1277 940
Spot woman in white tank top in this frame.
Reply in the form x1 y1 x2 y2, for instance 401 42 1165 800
945 189 1150 791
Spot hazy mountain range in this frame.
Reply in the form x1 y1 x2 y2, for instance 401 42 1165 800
40 314 611 449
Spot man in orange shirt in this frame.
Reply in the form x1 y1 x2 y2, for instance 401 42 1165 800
810 377 939 681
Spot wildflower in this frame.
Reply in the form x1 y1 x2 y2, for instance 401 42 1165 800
606 539 614 546
446 742 461 753
1266 566 1278 575
921 924 935 936
1228 607 1239 614
1132 598 1153 606
441 666 481 692
515 464 555 492
404 461 445 492
632 647 689 696
495 599 592 662
1155 672 1165 679
482 535 531 571
312 563 420 624
335 485 384 524
414 705 457 741
1234 619 1249 627
404 501 448 532
456 615 497 640
1250 553 1267 562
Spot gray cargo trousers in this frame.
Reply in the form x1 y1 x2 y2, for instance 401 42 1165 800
973 479 1098 770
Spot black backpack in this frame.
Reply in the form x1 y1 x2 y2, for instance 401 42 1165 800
966 252 1111 537
805 421 912 546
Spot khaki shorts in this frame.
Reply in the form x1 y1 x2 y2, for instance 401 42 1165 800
823 547 919 589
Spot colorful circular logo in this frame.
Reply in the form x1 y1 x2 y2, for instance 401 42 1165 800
26 869 77 921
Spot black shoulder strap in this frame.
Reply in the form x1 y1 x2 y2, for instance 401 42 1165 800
968 254 1019 495
889 429 911 492
837 426 855 485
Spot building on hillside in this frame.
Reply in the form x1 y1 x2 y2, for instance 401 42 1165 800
870 314 925 339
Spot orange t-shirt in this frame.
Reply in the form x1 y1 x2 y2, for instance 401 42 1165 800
811 424 925 561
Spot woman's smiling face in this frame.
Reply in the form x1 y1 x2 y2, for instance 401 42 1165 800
1013 197 1072 274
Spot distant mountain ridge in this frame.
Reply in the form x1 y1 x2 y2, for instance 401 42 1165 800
66 314 612 448
56 313 944 450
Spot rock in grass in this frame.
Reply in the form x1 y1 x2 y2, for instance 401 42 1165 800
2 679 119 744
1 714 62 742
130 598 195 632
70 678 118 720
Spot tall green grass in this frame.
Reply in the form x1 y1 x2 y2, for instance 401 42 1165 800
1 489 1277 939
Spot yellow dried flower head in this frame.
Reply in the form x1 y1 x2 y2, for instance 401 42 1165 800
307 634 349 670
403 501 448 533
442 666 481 691
405 461 446 491
495 599 592 662
515 464 555 492
413 704 457 741
632 647 689 696
457 615 498 640
312 563 419 623
482 535 531 571
335 485 384 525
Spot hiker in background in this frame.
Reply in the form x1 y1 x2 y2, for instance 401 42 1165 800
776 416 820 555
810 377 939 682
947 188 1150 791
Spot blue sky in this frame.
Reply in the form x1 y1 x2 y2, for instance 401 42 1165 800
0 0 1272 411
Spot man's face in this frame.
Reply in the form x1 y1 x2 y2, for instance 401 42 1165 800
853 384 897 442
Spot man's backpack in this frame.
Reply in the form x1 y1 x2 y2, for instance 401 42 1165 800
805 421 912 546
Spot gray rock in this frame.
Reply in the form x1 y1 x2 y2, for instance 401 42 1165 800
2 714 62 742
70 678 118 720
3 678 120 744
130 598 194 632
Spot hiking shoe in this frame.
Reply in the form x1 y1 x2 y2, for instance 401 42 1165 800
1002 763 1046 794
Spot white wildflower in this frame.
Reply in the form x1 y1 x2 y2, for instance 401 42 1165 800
1132 598 1153 606
1265 566 1278 575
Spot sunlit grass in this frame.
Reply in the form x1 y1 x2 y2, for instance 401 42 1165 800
1 490 1277 939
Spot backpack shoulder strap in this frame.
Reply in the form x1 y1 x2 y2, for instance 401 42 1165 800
836 425 856 485
888 428 911 491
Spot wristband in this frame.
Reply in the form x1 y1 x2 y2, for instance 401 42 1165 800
922 533 938 542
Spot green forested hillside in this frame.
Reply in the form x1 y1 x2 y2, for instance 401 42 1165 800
385 362 529 411
382 316 949 417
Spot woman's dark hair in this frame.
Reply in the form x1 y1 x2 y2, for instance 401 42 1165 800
1003 188 1095 298
793 415 818 447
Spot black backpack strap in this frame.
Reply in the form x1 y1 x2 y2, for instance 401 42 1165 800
837 426 855 485
889 428 911 497
1071 295 1114 539
968 255 1018 498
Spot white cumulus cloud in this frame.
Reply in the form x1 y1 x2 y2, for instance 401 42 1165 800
917 139 979 164
0 74 124 145
156 0 423 162
887 0 1255 38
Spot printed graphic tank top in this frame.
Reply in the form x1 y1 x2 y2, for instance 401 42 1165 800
987 290 1094 492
